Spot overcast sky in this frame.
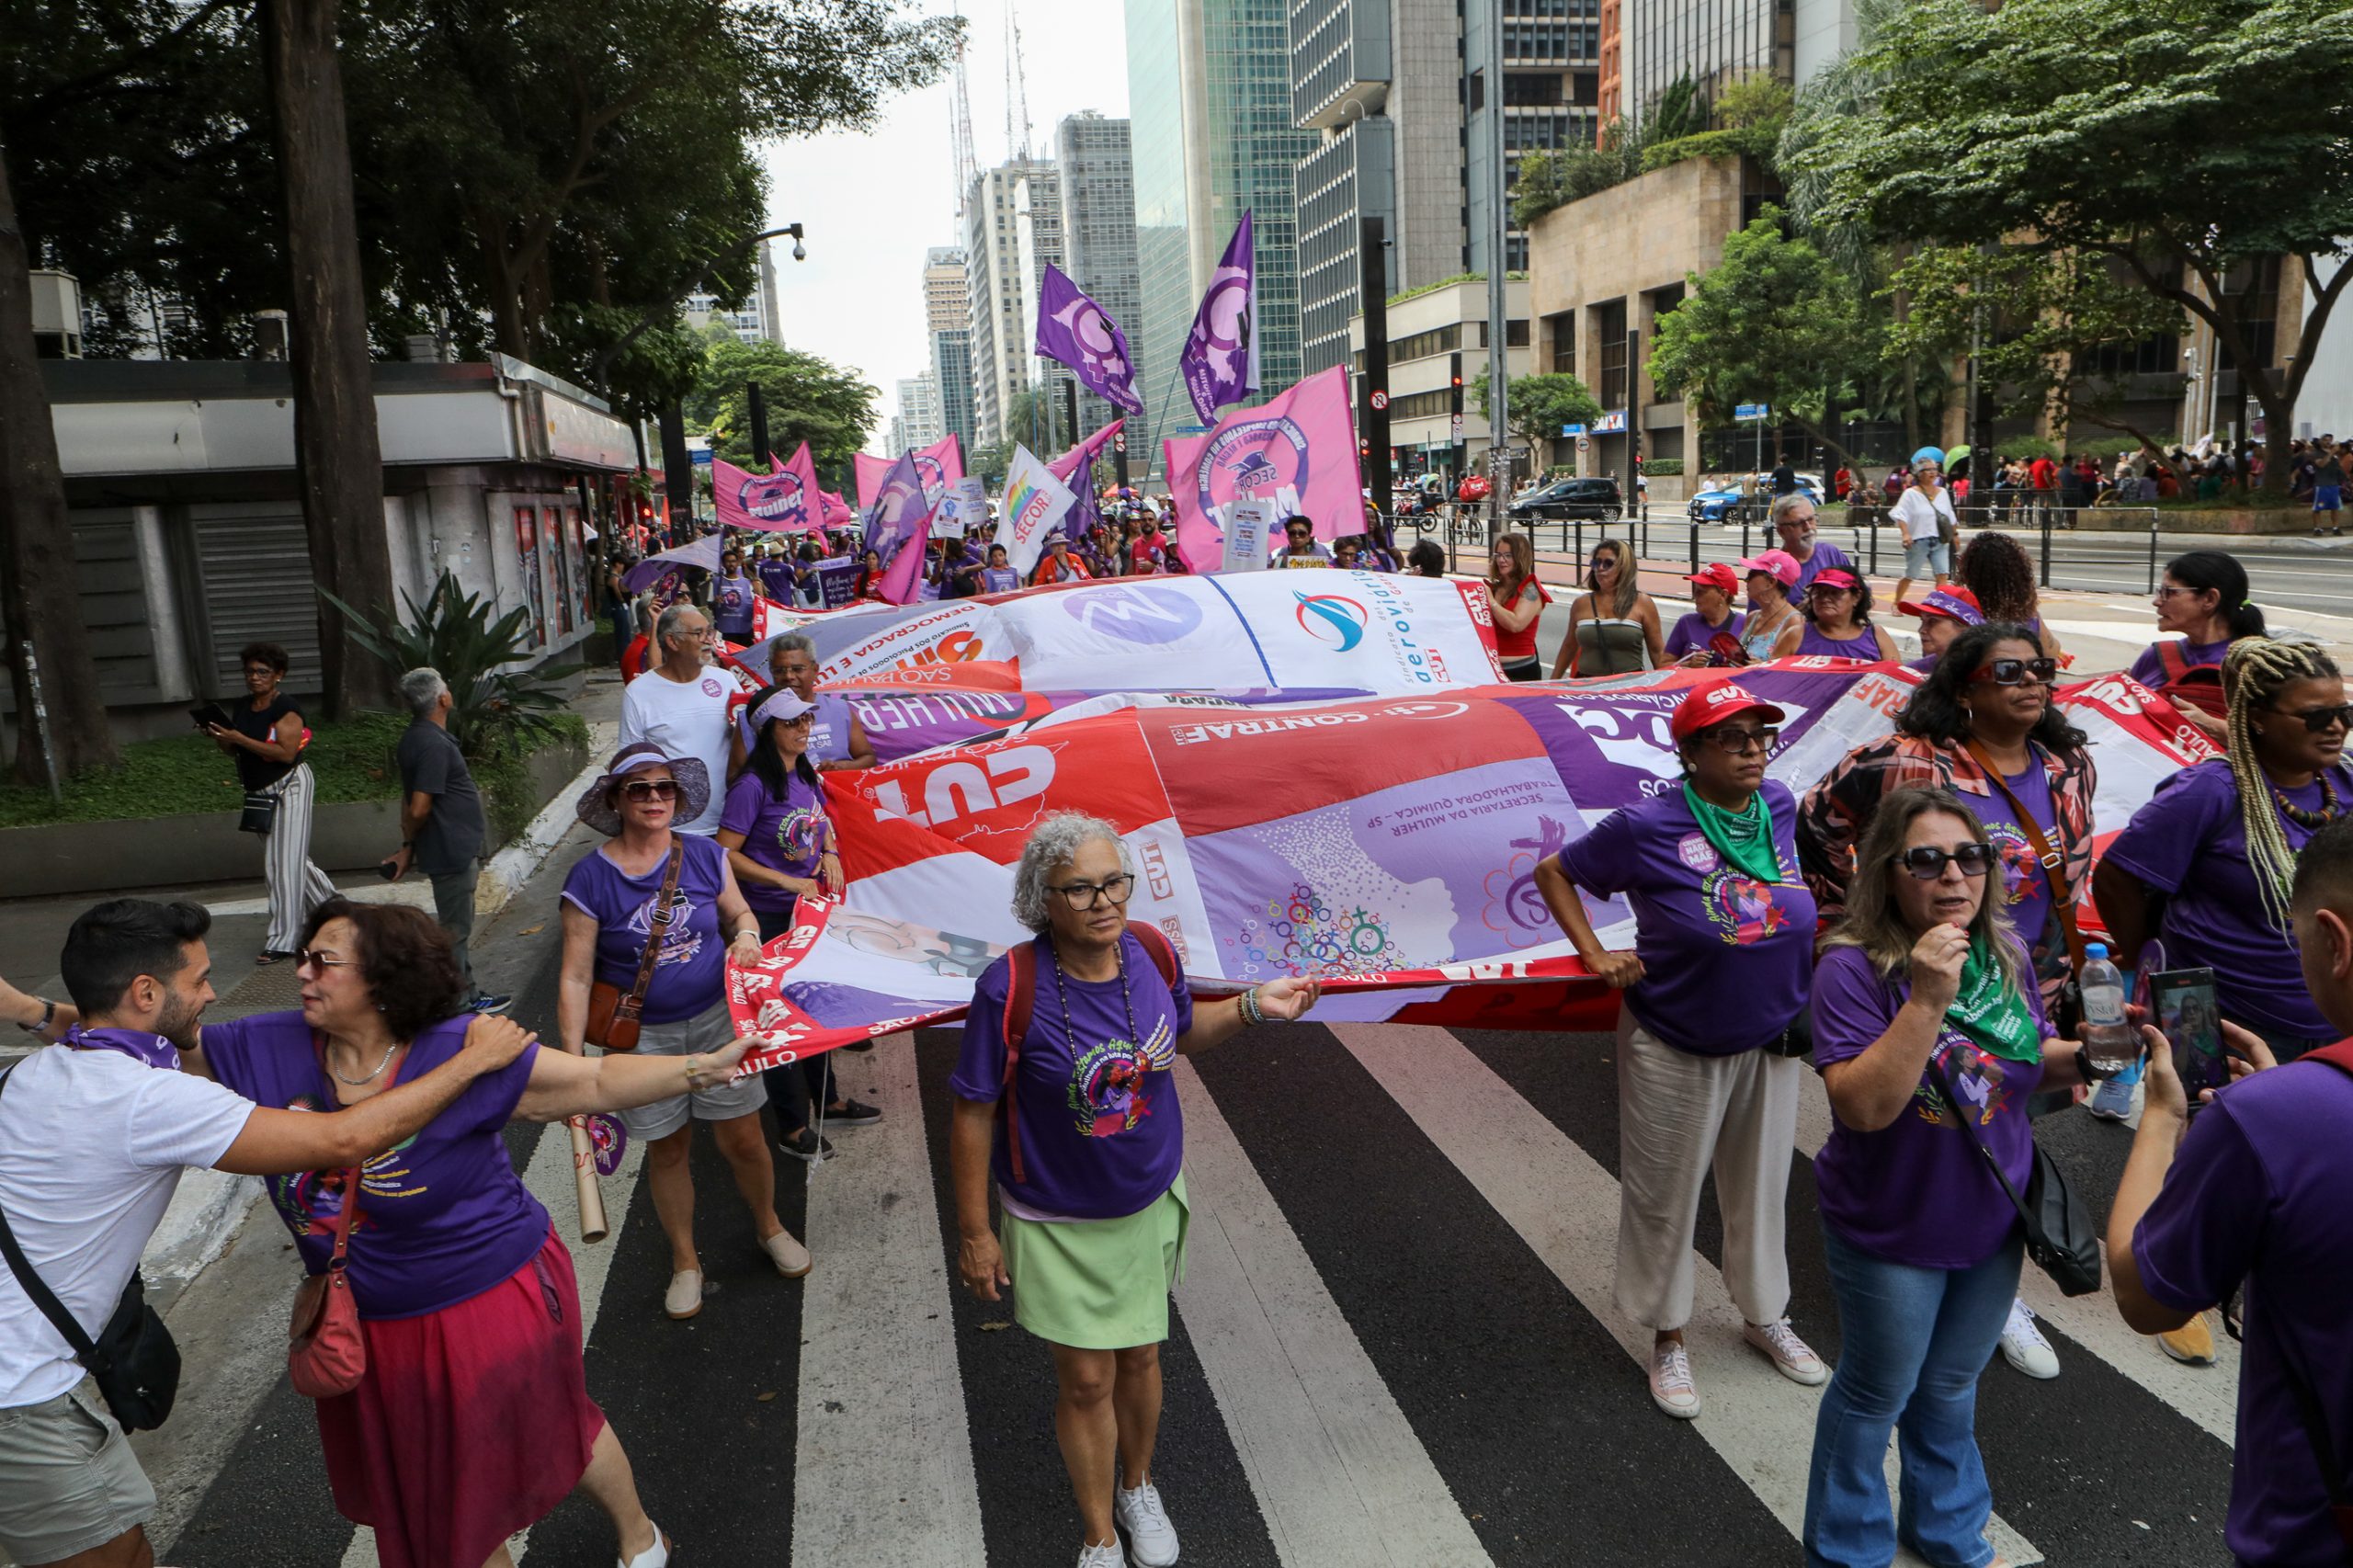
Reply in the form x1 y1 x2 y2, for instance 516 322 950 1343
757 1 1131 454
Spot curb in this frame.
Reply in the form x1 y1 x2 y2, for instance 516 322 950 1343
473 717 620 919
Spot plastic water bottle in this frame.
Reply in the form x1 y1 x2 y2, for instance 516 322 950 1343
2079 942 2138 1075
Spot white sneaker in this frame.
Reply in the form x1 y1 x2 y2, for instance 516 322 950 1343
1648 1339 1702 1418
664 1269 702 1320
619 1526 670 1568
1743 1318 1829 1386
1114 1479 1181 1566
1075 1540 1125 1568
1999 1298 2060 1380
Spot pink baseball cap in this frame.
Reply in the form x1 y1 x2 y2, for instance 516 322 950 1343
1735 549 1800 587
1810 568 1862 592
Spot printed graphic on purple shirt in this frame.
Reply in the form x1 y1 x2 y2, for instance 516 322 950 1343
948 933 1193 1221
719 768 830 914
714 573 756 636
559 834 729 1024
2132 1058 2353 1568
1810 942 2048 1270
1665 610 1746 663
195 1010 549 1320
1553 781 1816 1054
1974 756 2059 958
2101 757 2346 1040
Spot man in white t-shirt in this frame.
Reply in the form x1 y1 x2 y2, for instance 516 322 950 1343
1891 449 1960 610
619 602 739 835
0 899 530 1568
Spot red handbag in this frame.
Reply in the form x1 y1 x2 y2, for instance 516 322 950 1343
287 1164 366 1398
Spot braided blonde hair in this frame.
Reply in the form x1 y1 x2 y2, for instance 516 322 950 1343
2222 637 2344 931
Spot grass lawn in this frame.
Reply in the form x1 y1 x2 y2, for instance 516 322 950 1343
0 711 586 835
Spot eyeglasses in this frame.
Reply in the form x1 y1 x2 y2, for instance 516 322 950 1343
1050 873 1136 910
1590 556 1620 571
2152 585 2200 600
294 949 358 972
1893 843 1996 880
2265 701 2353 733
1699 725 1779 754
620 778 680 801
1971 657 2060 687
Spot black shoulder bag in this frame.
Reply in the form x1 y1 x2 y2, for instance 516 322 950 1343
1927 1057 2102 1296
0 1063 181 1430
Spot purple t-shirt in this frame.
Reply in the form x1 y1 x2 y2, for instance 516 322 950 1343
981 567 1022 594
2134 1055 2353 1566
198 1010 549 1320
1975 756 2058 958
2102 758 2347 1040
1665 610 1746 663
1810 942 2049 1269
807 691 857 766
949 933 1194 1221
713 573 756 636
756 559 795 605
718 767 830 914
1554 782 1816 1054
1790 541 1856 596
2127 635 2232 690
1794 621 1881 660
560 833 730 1024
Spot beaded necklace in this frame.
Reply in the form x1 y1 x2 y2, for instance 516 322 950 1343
1049 937 1140 1058
2271 769 2343 831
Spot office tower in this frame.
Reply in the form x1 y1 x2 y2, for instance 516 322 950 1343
1466 0 1604 278
1620 0 1790 131
964 157 1065 450
1125 0 1320 475
896 375 945 453
1055 113 1143 439
924 245 976 454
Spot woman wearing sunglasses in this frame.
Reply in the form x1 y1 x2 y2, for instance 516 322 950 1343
558 743 813 1321
1536 681 1829 1420
190 896 767 1568
1774 568 1902 662
1798 623 2097 1381
948 812 1320 1568
1803 786 2104 1568
2097 638 2351 1069
1552 536 1665 677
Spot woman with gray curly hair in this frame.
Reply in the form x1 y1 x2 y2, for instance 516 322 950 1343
947 812 1320 1568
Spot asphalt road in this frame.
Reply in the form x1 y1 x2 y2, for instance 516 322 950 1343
141 826 2241 1568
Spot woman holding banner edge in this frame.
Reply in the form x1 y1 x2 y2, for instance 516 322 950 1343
1534 680 1829 1419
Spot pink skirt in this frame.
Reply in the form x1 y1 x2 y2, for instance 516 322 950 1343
315 1227 606 1568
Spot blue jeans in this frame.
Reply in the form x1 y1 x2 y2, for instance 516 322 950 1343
1804 1222 2023 1568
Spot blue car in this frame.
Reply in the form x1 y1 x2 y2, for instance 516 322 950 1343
1688 473 1824 523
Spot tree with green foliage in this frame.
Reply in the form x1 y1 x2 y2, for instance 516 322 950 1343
1513 121 1645 229
1473 369 1603 467
1643 73 1792 175
687 335 877 483
1647 209 1881 467
1784 0 2353 493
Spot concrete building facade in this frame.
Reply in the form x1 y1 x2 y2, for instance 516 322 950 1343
1466 0 1603 278
1055 113 1144 440
895 374 944 455
963 157 1063 449
1347 277 1533 482
924 245 976 454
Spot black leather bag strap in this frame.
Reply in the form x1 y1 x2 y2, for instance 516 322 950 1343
0 1064 107 1369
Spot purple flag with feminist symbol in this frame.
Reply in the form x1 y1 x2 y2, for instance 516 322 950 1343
862 451 937 607
1180 210 1259 424
1035 264 1143 415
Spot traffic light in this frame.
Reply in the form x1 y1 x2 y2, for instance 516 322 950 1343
1449 353 1464 395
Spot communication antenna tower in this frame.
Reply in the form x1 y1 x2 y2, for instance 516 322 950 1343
1006 1 1033 161
949 11 978 215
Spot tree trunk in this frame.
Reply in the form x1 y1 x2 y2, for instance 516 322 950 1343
0 139 120 782
261 0 394 719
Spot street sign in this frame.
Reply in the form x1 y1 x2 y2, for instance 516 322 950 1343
1560 422 1586 437
1735 403 1770 422
1450 413 1465 442
1577 436 1590 453
1370 390 1388 411
690 449 714 465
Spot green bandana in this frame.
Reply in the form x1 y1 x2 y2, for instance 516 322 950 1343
1682 783 1783 886
1940 936 2043 1063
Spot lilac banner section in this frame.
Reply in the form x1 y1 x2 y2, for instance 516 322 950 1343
1180 210 1258 425
1035 264 1143 415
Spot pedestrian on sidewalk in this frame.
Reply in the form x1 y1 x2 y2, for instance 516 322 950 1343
382 668 507 1016
1891 450 1959 611
204 641 336 965
1535 682 1831 1420
949 812 1321 1568
619 605 739 835
558 744 812 1320
0 898 534 1568
194 897 764 1568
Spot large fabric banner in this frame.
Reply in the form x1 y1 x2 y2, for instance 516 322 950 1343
727 663 2219 1065
744 569 1502 693
713 446 821 532
1165 367 1362 567
856 436 963 513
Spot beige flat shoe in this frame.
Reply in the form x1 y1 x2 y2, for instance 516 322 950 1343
664 1269 702 1320
761 1228 813 1278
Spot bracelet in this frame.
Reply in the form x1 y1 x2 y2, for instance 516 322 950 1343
683 1054 706 1091
17 999 54 1036
1238 986 1264 1027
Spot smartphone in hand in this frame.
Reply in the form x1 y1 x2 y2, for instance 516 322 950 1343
2151 967 2227 1106
377 858 401 881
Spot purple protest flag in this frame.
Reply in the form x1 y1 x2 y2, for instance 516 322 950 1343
862 450 937 606
1035 264 1143 415
1048 418 1124 544
1179 210 1258 425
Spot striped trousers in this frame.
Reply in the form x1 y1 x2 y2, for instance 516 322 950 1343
259 763 337 954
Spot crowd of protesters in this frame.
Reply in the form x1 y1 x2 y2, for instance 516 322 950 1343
7 458 2353 1568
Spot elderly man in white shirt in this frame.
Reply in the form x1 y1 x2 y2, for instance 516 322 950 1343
620 602 743 835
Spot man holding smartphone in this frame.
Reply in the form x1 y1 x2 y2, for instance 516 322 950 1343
383 667 508 1015
2110 816 2353 1566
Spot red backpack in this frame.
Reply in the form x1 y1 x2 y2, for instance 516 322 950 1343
998 924 1180 1186
2155 640 2228 719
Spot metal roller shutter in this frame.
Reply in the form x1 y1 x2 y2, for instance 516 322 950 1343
188 501 323 699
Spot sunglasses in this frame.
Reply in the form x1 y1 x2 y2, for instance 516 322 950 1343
294 948 358 972
620 778 680 801
2265 701 2353 733
1699 725 1779 755
1971 657 2059 687
1893 843 1996 880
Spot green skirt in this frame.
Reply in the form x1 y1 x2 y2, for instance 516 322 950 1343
1001 1173 1190 1350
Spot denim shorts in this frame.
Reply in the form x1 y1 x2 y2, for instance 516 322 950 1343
1904 537 1950 577
0 1387 155 1563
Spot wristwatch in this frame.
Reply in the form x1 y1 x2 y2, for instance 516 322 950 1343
17 999 55 1036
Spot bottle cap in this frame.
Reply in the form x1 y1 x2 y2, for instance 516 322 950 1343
2085 942 2109 960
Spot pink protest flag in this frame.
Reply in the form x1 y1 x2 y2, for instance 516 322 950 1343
819 489 855 527
1046 418 1124 545
713 449 819 532
1163 365 1362 565
855 435 963 512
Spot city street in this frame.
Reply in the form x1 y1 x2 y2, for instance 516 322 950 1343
47 818 2233 1568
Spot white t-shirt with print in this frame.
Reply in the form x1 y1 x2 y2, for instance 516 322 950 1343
1893 485 1958 545
0 1047 253 1408
619 667 735 835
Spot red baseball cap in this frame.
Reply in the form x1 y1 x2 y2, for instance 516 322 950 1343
1670 679 1789 740
1685 562 1739 596
1809 568 1861 591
